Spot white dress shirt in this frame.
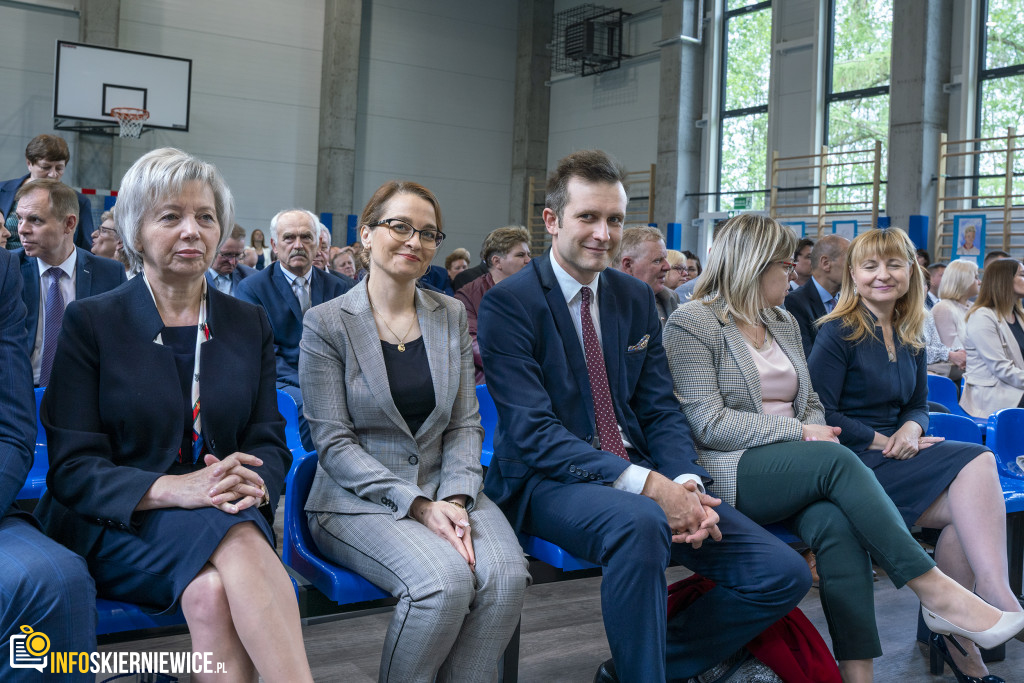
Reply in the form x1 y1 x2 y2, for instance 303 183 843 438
32 249 78 384
548 252 703 494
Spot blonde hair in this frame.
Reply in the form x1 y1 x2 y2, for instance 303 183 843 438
817 228 925 350
937 259 979 301
693 214 797 325
665 249 685 267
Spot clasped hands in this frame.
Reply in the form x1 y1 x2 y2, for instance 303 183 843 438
642 472 722 549
874 422 944 460
145 452 266 514
410 496 476 570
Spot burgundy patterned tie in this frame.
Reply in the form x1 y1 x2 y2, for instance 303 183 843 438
580 286 629 460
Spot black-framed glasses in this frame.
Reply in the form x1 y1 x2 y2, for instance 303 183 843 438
374 218 445 248
97 225 118 235
670 264 686 272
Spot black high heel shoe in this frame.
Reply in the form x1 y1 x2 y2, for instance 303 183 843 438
928 632 1005 683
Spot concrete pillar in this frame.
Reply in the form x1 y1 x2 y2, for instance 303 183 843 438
76 0 120 191
654 0 704 245
886 0 952 247
316 0 362 245
509 0 552 226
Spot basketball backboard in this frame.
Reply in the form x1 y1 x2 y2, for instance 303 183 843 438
53 40 192 134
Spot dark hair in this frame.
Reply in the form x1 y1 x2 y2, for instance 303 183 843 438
25 134 70 163
915 248 931 267
250 229 265 248
13 178 79 221
358 180 443 270
983 250 1011 268
795 238 815 259
967 258 1024 322
681 250 702 275
545 150 628 220
230 224 246 241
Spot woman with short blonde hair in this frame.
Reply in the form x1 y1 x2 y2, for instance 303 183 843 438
933 259 980 349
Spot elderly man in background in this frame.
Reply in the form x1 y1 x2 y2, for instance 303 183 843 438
784 234 849 358
236 209 351 450
13 179 126 386
617 225 677 325
1 134 95 250
205 225 254 296
454 225 531 383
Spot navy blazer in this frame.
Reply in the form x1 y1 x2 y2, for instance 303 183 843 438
34 276 290 558
784 277 828 358
0 174 95 249
0 249 36 522
477 254 709 532
204 263 255 296
235 262 352 387
16 247 127 352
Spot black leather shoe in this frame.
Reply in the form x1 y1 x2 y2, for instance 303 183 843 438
593 658 619 683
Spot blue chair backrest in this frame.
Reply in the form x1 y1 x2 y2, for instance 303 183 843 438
282 450 317 567
276 389 306 457
18 388 48 500
926 412 983 445
986 408 1024 479
926 375 972 418
476 384 497 467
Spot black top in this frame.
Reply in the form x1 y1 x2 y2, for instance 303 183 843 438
381 336 435 434
1010 317 1024 360
162 325 204 471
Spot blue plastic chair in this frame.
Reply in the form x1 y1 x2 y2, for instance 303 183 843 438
926 412 984 445
986 409 1024 481
282 450 389 604
17 388 48 500
277 389 308 460
926 375 988 429
476 384 497 467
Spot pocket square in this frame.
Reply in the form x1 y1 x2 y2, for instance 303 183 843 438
627 334 650 352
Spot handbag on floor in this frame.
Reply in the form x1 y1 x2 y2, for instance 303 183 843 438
668 573 841 683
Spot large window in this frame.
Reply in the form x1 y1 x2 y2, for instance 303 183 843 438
718 0 772 212
825 0 892 211
976 0 1024 205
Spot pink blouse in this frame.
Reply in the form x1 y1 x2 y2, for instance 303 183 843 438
746 336 798 418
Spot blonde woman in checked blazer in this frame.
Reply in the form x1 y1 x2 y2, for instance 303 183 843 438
299 181 529 683
663 215 1022 683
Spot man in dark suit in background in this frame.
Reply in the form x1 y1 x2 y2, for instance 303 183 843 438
205 225 254 296
478 150 808 683
0 134 94 250
236 209 351 449
0 247 96 682
785 234 849 358
13 179 126 386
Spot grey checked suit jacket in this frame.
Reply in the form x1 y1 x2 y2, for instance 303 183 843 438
663 297 827 505
300 280 484 519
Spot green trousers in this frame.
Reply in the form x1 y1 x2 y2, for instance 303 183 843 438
735 440 935 660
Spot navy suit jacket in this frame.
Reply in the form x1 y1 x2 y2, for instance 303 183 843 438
0 174 95 249
0 249 36 523
477 254 709 532
784 277 828 359
16 247 128 352
235 262 351 387
34 276 290 558
204 263 255 296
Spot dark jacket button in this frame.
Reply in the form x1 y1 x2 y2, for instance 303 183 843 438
409 455 419 465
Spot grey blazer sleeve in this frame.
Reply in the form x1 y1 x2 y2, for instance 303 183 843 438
299 306 427 518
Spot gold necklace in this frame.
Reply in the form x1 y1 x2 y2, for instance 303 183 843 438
738 321 769 350
368 293 416 352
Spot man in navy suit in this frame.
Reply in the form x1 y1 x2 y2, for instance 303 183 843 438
236 209 351 449
0 134 94 250
0 248 96 682
784 234 849 358
205 227 254 296
478 150 808 683
13 179 126 386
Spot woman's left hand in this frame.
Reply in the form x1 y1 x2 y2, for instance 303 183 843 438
882 423 943 460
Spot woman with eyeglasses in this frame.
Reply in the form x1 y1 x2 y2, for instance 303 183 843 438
665 249 688 290
299 180 530 683
807 228 1023 682
90 210 120 260
665 216 1024 683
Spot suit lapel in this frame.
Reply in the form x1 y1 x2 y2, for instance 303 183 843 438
19 252 40 350
75 248 93 298
310 268 327 306
411 289 448 438
998 316 1024 369
712 300 763 411
343 283 412 437
537 257 595 424
598 271 626 396
271 263 304 322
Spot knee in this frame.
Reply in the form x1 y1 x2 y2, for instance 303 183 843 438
601 497 671 569
476 553 531 607
411 562 476 616
762 547 812 604
6 543 95 619
181 569 231 630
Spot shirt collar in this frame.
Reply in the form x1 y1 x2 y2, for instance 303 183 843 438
36 247 77 279
280 263 312 285
811 276 834 306
549 249 600 304
208 268 228 280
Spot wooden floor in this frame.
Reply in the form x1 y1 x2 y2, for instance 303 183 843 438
98 563 1024 682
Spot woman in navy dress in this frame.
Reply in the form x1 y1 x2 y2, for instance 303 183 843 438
808 228 1023 682
36 148 312 682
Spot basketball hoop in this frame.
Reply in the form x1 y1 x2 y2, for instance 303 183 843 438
110 107 150 139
